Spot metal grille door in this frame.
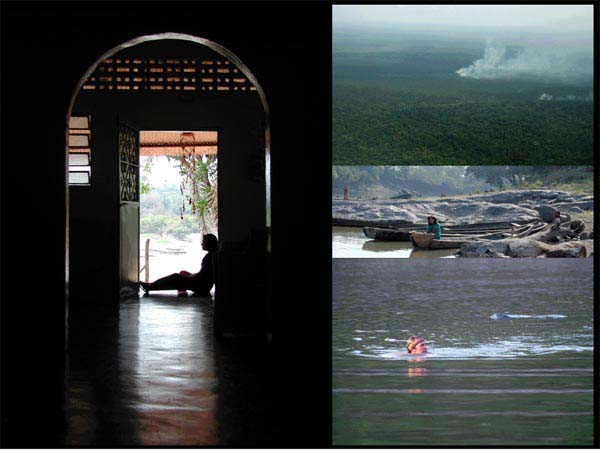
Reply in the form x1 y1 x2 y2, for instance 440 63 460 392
118 121 140 298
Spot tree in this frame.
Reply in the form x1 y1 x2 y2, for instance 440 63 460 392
141 152 218 236
168 152 218 235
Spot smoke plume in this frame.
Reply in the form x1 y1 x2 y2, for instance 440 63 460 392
539 92 593 102
456 41 592 83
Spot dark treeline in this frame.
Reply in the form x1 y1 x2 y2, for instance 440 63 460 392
333 166 489 197
465 166 592 188
141 185 199 239
333 166 593 198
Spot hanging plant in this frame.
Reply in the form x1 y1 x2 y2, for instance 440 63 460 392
167 133 218 235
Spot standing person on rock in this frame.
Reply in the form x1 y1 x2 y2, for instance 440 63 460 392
427 216 441 240
552 211 571 230
552 211 563 229
343 184 349 200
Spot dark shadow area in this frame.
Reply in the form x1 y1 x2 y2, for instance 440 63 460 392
2 2 332 447
65 302 141 446
64 296 276 445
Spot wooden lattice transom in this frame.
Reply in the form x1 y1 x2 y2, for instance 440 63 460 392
83 57 257 93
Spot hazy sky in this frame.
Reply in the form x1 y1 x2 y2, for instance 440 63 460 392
141 156 181 188
333 5 593 33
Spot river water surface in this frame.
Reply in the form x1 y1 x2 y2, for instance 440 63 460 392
333 226 456 258
139 233 207 283
333 258 593 445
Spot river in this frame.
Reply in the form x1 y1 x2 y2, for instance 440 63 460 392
333 258 593 445
333 226 456 258
139 233 207 284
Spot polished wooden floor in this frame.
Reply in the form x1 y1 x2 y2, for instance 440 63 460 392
64 294 274 446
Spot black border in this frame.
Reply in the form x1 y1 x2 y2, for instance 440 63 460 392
0 0 596 448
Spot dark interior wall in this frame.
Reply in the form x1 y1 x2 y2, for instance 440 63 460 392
1 2 332 446
75 92 265 245
70 78 264 309
68 106 120 310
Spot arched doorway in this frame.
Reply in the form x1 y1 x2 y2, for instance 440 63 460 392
66 33 271 338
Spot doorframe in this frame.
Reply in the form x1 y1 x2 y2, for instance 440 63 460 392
137 127 221 289
65 33 270 326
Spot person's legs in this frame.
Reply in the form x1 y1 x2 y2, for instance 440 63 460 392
177 271 193 296
141 273 190 292
191 288 212 297
190 277 213 297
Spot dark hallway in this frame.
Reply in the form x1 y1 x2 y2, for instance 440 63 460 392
2 3 332 447
65 295 274 446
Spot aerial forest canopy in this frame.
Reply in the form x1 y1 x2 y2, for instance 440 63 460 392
333 28 593 166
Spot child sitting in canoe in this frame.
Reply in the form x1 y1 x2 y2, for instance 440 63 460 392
427 216 441 240
407 335 428 354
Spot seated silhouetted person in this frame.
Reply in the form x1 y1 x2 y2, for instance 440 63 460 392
139 233 218 297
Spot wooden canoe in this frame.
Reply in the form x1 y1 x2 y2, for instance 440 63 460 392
333 218 416 228
364 227 412 241
366 223 538 242
409 221 548 250
364 220 543 242
337 217 535 230
364 226 500 241
410 232 471 250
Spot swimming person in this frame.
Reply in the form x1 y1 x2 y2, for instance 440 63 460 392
407 335 428 354
426 216 441 240
139 233 218 297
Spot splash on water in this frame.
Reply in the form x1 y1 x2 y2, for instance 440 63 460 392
491 313 567 320
349 341 591 361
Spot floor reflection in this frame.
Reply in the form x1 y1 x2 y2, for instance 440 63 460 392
64 295 273 446
128 296 218 445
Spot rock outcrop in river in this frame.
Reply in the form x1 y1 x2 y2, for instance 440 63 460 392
333 189 593 258
458 221 593 258
333 189 592 226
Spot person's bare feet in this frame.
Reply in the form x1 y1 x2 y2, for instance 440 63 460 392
139 282 150 295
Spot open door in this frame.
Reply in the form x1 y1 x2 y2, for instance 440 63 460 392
118 120 140 298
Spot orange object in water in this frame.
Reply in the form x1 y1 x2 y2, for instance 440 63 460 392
407 335 428 354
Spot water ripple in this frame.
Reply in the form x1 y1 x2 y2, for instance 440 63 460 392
334 388 593 395
338 411 592 418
